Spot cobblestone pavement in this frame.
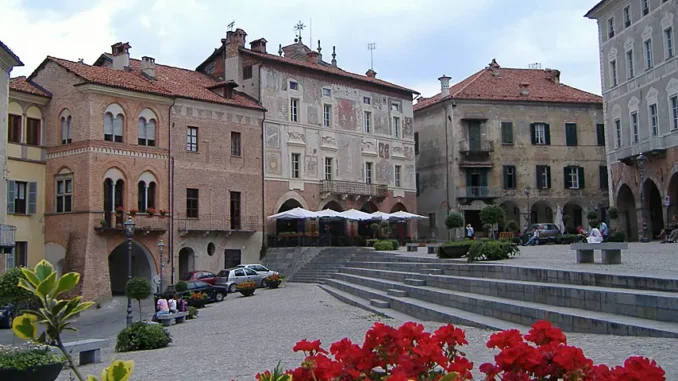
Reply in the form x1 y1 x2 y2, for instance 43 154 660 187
57 283 677 380
393 242 678 279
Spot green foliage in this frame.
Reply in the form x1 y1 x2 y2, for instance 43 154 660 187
467 240 519 262
586 210 599 221
187 306 199 319
370 223 380 238
257 362 293 381
608 231 626 242
125 277 151 322
482 223 493 235
175 281 188 293
505 220 519 232
437 241 472 259
480 205 505 226
366 239 378 247
0 267 39 308
0 345 64 371
115 322 172 352
380 220 390 228
445 212 464 230
388 239 399 250
373 240 394 251
557 234 580 244
608 207 619 219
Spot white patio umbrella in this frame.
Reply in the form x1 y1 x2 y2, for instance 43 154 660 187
267 207 319 220
555 205 566 233
370 211 392 220
339 209 376 221
316 209 343 218
389 211 427 220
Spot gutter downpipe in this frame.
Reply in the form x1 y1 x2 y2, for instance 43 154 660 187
259 64 267 259
444 102 452 241
168 98 176 284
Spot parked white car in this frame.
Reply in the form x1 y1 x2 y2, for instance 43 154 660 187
236 264 279 287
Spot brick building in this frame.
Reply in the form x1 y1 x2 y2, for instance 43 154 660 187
26 42 264 300
197 29 419 242
414 60 608 239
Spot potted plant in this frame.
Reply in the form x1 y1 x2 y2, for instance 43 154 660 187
437 240 473 258
480 204 505 240
115 206 124 216
158 209 168 217
264 274 285 289
0 344 65 381
445 212 464 240
186 291 208 308
236 281 256 297
128 208 138 217
99 219 107 228
145 207 156 217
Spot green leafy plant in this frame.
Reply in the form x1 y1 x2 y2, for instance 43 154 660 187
504 220 519 232
370 223 380 238
467 240 519 262
11 260 134 381
125 277 151 322
437 241 472 259
236 281 256 290
373 240 394 251
445 212 464 230
608 231 626 242
0 344 64 371
366 239 378 247
558 234 580 244
257 361 293 381
115 321 172 352
480 205 505 239
187 306 199 319
0 267 39 309
174 281 188 293
608 207 619 220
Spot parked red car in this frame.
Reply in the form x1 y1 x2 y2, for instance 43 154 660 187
181 271 217 285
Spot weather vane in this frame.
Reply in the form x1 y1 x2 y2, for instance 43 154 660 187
294 21 306 42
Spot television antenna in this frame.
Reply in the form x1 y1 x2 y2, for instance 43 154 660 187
367 43 376 70
528 62 542 69
227 21 235 32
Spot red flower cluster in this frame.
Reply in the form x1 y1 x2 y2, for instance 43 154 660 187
480 320 665 381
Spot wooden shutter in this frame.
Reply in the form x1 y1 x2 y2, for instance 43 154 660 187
544 124 551 145
414 132 419 153
546 166 552 189
28 182 37 215
415 173 420 196
503 166 509 189
7 180 15 214
530 123 536 145
564 166 570 189
535 166 541 188
578 167 585 189
599 166 609 189
566 124 578 146
596 124 605 146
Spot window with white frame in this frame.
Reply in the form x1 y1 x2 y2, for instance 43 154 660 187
324 157 332 180
289 81 299 90
137 110 157 146
631 111 639 143
393 117 400 138
665 27 674 59
645 39 654 69
322 88 332 97
615 119 621 147
187 127 198 151
363 96 371 105
103 104 124 142
627 50 635 78
291 153 300 178
610 60 618 87
391 102 400 112
61 112 72 144
56 176 73 213
535 123 546 144
394 165 401 187
671 95 678 130
323 104 331 127
365 162 373 184
290 98 299 122
568 167 580 189
364 111 371 133
650 103 659 135
624 6 631 28
608 17 615 38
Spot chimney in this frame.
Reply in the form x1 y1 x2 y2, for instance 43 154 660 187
519 82 530 96
365 69 377 78
250 38 268 53
224 80 238 99
438 75 451 98
111 42 131 70
546 68 561 84
307 51 320 64
488 58 500 76
141 56 155 80
224 28 247 57
331 46 337 67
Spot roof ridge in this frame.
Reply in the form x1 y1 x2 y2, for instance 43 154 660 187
451 69 486 97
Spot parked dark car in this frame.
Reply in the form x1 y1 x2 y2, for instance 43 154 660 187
156 281 227 303
0 304 15 329
521 223 562 244
180 271 217 285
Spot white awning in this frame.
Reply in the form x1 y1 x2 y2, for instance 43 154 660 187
267 207 319 220
338 209 377 221
370 211 392 220
316 209 343 218
389 211 427 220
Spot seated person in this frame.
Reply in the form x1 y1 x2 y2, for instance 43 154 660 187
153 295 170 321
587 228 603 243
523 228 540 246
660 216 678 243
168 295 178 313
599 221 609 241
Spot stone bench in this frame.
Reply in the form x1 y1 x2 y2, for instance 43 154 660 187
426 243 441 254
406 243 418 252
570 242 629 264
63 339 108 365
156 311 188 327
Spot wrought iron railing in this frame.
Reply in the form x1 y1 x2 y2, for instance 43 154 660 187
99 212 169 232
320 180 388 198
176 214 260 232
459 140 494 153
458 186 499 199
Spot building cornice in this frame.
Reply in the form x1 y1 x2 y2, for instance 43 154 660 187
47 145 169 160
76 83 175 105
9 89 51 106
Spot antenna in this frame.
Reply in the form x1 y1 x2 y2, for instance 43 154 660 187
367 43 376 70
528 62 542 69
227 20 235 32
310 18 313 46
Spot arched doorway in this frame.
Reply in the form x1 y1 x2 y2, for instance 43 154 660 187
277 199 304 234
360 202 378 213
178 247 195 279
323 200 343 211
500 200 520 231
319 200 345 240
389 203 408 243
358 202 379 237
108 241 156 295
643 179 664 239
563 202 584 232
668 173 678 220
390 203 407 213
616 184 637 241
531 201 553 224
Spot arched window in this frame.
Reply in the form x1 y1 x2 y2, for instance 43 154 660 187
103 168 125 226
104 104 124 143
137 172 157 212
137 109 157 146
60 109 72 144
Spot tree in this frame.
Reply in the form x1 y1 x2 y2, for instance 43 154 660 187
125 277 152 322
0 267 39 309
480 205 506 239
370 223 380 239
175 281 188 292
608 207 619 220
445 212 465 241
587 210 599 227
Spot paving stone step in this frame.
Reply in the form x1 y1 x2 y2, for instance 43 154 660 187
320 282 528 332
339 267 678 323
328 274 678 338
404 278 426 286
421 269 443 275
387 288 408 297
370 299 390 308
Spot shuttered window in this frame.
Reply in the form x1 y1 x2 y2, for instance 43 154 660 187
565 123 578 146
501 122 514 145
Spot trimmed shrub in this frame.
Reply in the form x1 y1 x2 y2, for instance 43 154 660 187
480 205 505 227
558 234 580 244
373 241 394 251
175 281 188 292
187 306 199 319
370 223 380 238
437 241 473 259
125 277 152 322
505 220 519 233
587 210 599 221
389 239 400 250
0 267 39 309
445 212 464 230
116 321 172 352
467 240 519 262
608 207 619 220
366 239 378 247
608 231 626 242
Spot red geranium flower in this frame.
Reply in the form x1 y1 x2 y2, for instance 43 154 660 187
293 339 327 354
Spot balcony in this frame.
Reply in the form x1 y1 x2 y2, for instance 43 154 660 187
176 214 260 235
458 140 494 167
0 224 16 248
456 186 500 200
618 137 667 166
95 212 168 234
320 180 388 201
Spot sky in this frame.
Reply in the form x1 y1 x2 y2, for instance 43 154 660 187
1 0 603 98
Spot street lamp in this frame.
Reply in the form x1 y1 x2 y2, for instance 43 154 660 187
157 240 165 295
524 186 532 227
123 216 135 326
636 153 649 243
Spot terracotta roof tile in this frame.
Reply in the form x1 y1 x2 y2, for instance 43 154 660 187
40 56 264 111
9 76 51 97
414 65 602 112
240 48 418 95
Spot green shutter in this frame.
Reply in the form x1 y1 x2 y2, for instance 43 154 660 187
7 181 15 214
416 173 420 196
564 166 570 189
546 166 552 189
578 167 585 189
544 124 551 145
28 182 37 215
599 166 609 189
536 166 541 188
596 124 605 146
502 166 509 189
530 123 536 145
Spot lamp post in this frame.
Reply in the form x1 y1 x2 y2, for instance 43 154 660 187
636 153 649 243
524 186 532 228
123 216 135 326
157 240 165 295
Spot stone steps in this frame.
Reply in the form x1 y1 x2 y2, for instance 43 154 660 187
339 267 678 323
327 274 678 338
